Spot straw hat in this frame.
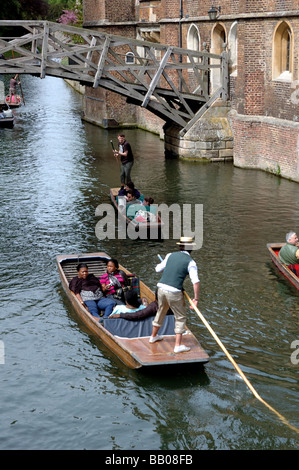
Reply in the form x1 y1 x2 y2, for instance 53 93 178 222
176 236 196 246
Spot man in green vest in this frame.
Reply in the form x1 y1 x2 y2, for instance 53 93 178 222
149 236 200 353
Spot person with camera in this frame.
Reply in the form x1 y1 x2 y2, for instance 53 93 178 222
100 258 129 304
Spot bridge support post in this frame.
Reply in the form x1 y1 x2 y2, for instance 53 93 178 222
164 99 233 162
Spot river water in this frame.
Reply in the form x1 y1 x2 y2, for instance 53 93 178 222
0 75 299 451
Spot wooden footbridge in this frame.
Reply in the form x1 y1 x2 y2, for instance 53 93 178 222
0 20 228 134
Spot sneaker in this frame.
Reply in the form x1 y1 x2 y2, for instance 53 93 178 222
149 335 163 343
174 345 190 353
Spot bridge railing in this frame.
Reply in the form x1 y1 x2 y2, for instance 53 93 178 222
0 20 228 130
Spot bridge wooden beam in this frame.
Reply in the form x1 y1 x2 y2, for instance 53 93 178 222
0 20 228 129
142 47 173 108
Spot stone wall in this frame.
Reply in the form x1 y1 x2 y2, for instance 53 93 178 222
164 99 233 161
230 111 299 182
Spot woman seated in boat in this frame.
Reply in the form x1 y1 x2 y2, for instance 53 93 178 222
69 263 116 321
142 196 154 207
118 181 141 199
100 258 129 304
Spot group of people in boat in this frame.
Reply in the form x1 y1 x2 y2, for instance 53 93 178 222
69 236 200 354
69 258 161 324
118 181 155 222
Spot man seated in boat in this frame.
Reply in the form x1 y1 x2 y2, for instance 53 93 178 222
126 189 141 206
69 263 116 321
279 231 299 276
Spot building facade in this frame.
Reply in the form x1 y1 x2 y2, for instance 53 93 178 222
82 0 299 182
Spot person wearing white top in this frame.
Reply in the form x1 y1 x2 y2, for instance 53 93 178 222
149 237 200 353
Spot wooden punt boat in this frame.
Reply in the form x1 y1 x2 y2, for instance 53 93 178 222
267 243 299 290
5 95 22 108
110 187 163 239
56 252 209 369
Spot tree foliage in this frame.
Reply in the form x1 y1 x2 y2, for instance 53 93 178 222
0 0 81 21
0 0 49 20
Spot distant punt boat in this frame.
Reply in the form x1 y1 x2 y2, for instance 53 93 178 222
5 95 22 108
267 243 299 290
0 115 14 128
110 187 163 239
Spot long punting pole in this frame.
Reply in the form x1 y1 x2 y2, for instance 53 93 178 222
183 290 299 435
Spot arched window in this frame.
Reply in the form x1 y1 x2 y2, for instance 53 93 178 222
273 21 293 80
187 24 201 57
228 21 238 76
125 52 135 64
210 23 227 92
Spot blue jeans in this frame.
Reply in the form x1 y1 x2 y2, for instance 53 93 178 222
84 297 116 318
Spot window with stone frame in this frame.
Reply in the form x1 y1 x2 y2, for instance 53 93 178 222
273 21 293 81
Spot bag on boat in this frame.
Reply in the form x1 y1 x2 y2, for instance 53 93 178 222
108 270 128 302
134 209 156 223
126 274 140 297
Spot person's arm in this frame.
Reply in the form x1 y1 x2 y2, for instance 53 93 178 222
75 293 85 306
115 142 129 158
69 279 87 307
296 249 299 260
118 269 129 286
101 282 112 293
155 253 170 273
188 261 200 307
192 282 200 307
119 142 129 157
99 273 112 293
118 302 156 320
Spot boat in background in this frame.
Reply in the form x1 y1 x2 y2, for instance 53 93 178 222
0 104 14 128
56 251 209 369
5 94 22 108
110 187 163 239
0 115 14 128
267 243 299 290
